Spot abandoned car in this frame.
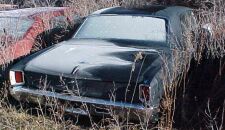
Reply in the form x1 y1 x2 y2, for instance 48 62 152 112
0 7 77 67
9 6 198 121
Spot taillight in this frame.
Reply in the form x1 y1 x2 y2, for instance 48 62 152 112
9 71 25 85
139 84 151 102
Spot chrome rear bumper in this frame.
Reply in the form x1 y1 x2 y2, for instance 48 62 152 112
10 86 158 121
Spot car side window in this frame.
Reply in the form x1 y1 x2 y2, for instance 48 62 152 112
180 11 197 34
180 11 197 49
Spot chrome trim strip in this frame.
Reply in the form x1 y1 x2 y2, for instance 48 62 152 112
10 86 146 110
65 107 88 115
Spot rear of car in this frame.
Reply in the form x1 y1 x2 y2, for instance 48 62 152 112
8 6 192 122
8 42 161 121
9 73 157 122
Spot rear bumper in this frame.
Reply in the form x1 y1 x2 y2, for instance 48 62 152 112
9 86 158 121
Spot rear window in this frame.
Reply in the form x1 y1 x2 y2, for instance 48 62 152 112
75 15 166 42
0 17 33 38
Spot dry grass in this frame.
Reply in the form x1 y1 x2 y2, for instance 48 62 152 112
0 105 76 130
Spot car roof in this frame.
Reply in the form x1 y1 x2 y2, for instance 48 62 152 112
0 7 68 18
92 5 192 19
91 5 193 47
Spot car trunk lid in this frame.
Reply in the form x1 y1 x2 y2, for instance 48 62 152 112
24 39 163 83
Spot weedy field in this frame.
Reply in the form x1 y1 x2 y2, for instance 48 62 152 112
0 0 225 130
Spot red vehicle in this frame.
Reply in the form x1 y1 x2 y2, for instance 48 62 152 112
0 7 77 65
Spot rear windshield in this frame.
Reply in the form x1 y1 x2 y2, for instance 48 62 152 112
74 15 166 42
0 17 33 37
